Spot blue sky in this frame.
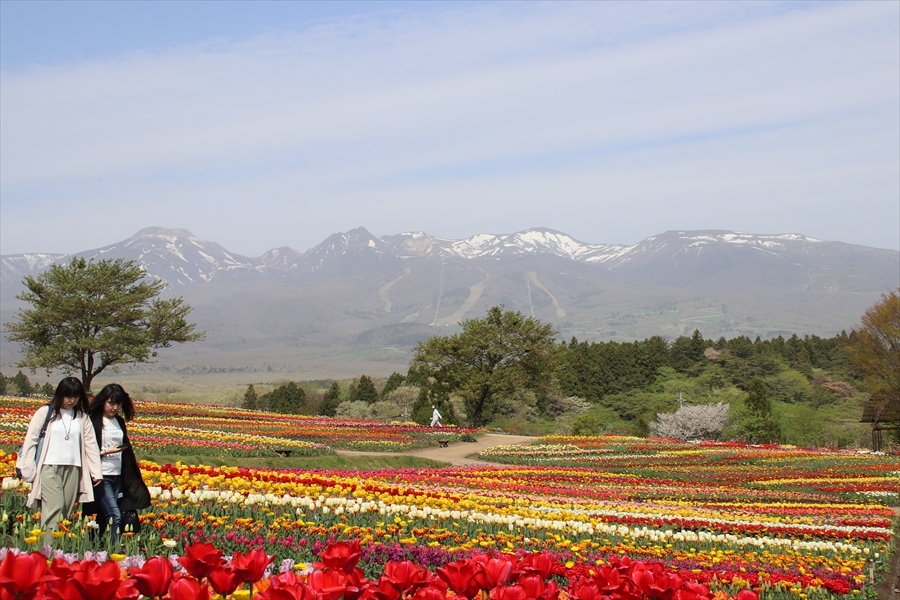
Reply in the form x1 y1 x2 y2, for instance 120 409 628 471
1 1 898 256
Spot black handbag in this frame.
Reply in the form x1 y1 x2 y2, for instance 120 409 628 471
121 510 141 534
15 405 53 479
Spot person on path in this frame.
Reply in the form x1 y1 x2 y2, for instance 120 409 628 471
15 377 102 545
82 384 151 544
430 405 443 427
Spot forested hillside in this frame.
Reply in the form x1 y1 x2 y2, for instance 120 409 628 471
552 330 868 446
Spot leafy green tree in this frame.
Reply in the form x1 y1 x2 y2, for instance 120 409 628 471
242 384 258 410
40 382 54 397
266 381 306 414
0 372 7 395
319 382 342 416
571 412 600 436
847 289 900 400
410 306 561 427
4 257 204 392
735 378 783 443
380 372 406 399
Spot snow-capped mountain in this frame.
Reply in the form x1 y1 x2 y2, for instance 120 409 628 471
0 253 66 287
88 227 261 284
2 225 897 377
381 228 632 263
2 226 894 289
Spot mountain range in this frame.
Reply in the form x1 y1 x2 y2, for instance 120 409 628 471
2 227 898 379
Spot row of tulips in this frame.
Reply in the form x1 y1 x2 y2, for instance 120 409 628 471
1 538 757 600
0 397 476 453
476 437 900 505
0 399 330 458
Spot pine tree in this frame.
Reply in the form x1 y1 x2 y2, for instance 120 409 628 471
12 371 33 397
356 375 379 404
737 378 783 443
242 384 258 410
380 373 406 399
320 382 341 416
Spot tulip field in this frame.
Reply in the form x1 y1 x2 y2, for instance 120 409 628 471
0 397 898 599
0 397 476 456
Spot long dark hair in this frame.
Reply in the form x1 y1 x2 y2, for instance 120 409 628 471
50 377 89 417
88 383 135 421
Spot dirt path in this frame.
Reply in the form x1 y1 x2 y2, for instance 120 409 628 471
335 433 537 466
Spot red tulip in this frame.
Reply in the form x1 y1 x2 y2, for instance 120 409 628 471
437 559 481 598
568 580 603 600
167 576 210 600
520 553 554 580
735 591 759 600
478 558 514 589
0 551 57 600
258 585 318 600
315 540 362 574
131 556 173 599
45 559 82 600
343 567 372 600
538 580 560 600
71 559 122 600
383 561 426 593
48 557 79 580
270 571 302 588
231 548 275 584
178 542 224 579
632 569 684 600
673 582 712 600
45 578 84 600
518 574 546 600
489 584 527 600
307 568 350 600
634 567 682 600
412 583 455 600
592 565 632 596
112 580 141 600
208 566 242 596
367 576 402 600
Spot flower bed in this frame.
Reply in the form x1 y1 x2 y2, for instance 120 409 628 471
0 396 477 453
1 403 896 598
0 539 744 600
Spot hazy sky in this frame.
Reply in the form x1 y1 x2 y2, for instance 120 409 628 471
1 1 898 256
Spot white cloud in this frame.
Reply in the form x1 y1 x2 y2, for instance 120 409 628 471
1 1 897 254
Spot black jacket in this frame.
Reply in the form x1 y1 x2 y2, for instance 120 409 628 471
81 412 151 517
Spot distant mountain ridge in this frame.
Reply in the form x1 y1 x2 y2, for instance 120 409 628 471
2 226 897 378
1 226 869 286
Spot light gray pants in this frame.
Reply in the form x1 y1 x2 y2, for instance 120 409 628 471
40 464 80 545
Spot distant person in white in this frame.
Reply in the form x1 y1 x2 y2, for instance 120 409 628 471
430 405 442 427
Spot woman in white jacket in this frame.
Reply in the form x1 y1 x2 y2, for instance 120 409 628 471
16 377 102 545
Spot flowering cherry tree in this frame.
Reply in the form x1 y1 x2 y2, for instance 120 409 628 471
649 402 730 441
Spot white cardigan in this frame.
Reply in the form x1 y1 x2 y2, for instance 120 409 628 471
16 405 102 509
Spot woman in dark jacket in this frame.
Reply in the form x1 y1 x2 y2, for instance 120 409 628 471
83 384 150 543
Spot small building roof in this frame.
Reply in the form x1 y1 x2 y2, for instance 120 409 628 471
860 396 900 425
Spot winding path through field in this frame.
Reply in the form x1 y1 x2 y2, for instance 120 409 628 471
334 433 537 466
